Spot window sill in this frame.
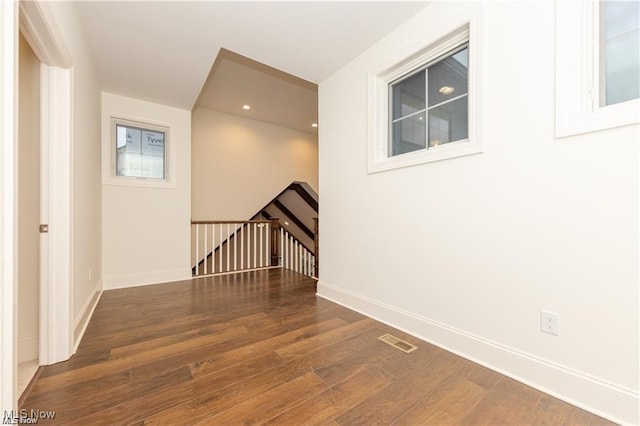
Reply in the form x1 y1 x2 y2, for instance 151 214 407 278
367 139 483 173
102 176 176 189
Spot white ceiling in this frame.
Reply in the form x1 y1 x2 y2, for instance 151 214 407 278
75 1 429 112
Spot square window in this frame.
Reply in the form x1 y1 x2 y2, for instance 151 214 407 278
367 22 484 173
112 119 168 180
389 45 469 158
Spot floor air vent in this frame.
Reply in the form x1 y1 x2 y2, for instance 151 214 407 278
378 334 417 353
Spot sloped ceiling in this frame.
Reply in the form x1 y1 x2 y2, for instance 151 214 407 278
196 49 319 134
75 1 429 112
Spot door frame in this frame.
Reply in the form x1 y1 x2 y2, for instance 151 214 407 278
20 0 74 366
0 0 19 413
0 0 73 412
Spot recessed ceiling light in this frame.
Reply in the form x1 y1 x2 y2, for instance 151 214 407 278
242 104 251 110
312 123 318 128
439 86 455 95
284 221 290 226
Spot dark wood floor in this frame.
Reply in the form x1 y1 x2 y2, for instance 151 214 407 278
23 268 613 425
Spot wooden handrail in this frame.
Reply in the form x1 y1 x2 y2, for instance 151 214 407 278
191 220 271 225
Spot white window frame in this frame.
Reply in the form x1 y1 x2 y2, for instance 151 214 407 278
103 115 176 188
367 22 484 174
555 0 640 138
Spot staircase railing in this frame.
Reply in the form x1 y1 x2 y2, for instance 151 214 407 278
191 217 317 278
280 226 316 277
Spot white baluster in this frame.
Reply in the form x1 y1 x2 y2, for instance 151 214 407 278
218 223 223 272
266 223 270 268
204 224 208 275
247 223 251 269
195 224 199 276
253 223 257 268
280 227 284 267
233 223 237 271
259 224 263 267
240 224 245 269
286 233 290 270
226 223 230 272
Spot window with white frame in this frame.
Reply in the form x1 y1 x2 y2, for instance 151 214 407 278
389 45 469 156
555 0 639 138
368 23 483 173
599 1 639 107
112 118 168 181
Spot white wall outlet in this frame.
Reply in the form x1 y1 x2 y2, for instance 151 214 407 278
540 311 560 336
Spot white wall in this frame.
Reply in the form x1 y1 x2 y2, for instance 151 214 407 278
318 2 639 424
47 1 102 346
191 107 318 221
102 92 191 289
17 33 40 363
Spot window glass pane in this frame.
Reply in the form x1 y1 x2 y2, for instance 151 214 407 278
428 47 468 107
392 70 425 119
141 130 165 178
116 124 165 179
428 96 468 147
391 111 426 156
601 1 640 106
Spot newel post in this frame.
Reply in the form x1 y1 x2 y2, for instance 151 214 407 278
270 218 281 266
313 217 319 277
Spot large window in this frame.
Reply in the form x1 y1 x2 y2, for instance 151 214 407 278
555 0 639 137
112 119 168 180
390 45 468 156
599 1 639 107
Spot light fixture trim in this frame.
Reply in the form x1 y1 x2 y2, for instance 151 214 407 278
438 86 455 95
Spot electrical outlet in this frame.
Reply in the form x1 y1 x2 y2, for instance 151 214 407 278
540 311 560 336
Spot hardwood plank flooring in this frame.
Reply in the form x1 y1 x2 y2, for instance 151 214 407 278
22 268 614 425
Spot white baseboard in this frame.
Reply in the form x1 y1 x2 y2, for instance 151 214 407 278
17 337 38 364
73 279 103 351
317 280 639 425
103 268 192 290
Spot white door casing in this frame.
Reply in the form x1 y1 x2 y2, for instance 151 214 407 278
20 0 74 367
0 0 19 414
0 0 74 412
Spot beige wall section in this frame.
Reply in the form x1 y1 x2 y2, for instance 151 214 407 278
48 2 102 325
191 107 318 221
102 92 191 289
318 1 638 423
17 33 40 363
